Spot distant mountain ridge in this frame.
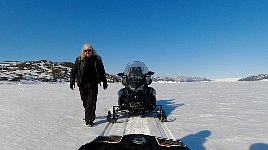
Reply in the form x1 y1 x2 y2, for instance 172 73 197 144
0 60 211 83
0 60 267 83
151 76 211 82
0 60 119 83
238 74 268 81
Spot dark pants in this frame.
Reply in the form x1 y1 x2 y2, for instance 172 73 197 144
79 83 98 122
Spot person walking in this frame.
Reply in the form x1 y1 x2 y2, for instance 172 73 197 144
70 43 108 126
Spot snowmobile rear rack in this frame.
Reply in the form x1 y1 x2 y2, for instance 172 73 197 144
107 104 167 123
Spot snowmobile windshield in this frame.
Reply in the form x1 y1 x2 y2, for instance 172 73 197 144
123 61 149 76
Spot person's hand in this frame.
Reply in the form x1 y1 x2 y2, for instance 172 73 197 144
103 82 108 90
70 81 75 90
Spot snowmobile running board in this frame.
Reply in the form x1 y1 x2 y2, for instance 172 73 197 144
79 134 190 150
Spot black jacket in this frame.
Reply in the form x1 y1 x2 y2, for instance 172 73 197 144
70 55 107 87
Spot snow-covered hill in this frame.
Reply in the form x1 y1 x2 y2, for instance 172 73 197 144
0 60 211 83
0 60 72 82
238 74 268 81
0 60 119 83
151 76 212 82
1 60 267 83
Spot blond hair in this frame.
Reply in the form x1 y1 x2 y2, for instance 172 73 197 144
80 43 98 58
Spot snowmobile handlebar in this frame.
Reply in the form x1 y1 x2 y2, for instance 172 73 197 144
145 71 154 76
117 71 154 77
117 72 125 77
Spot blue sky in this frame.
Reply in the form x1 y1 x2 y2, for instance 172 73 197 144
1 0 267 79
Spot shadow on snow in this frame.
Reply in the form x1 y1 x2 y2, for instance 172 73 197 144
249 143 268 150
157 99 185 120
94 115 108 126
157 99 212 150
181 130 212 150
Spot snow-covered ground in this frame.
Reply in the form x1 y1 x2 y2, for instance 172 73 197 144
1 82 268 150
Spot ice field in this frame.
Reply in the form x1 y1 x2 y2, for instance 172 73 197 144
0 82 268 150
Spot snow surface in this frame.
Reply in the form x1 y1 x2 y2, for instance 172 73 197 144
1 82 268 150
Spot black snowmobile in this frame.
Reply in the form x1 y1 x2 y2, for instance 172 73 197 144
107 61 167 122
79 61 190 150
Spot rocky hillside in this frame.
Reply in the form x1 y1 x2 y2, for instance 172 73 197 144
0 60 214 83
3 60 266 83
238 74 268 81
0 60 72 82
0 60 121 83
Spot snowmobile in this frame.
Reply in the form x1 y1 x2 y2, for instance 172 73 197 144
107 61 167 122
79 61 190 150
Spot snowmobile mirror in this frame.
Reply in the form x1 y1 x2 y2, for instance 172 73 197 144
117 73 125 77
145 71 154 76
